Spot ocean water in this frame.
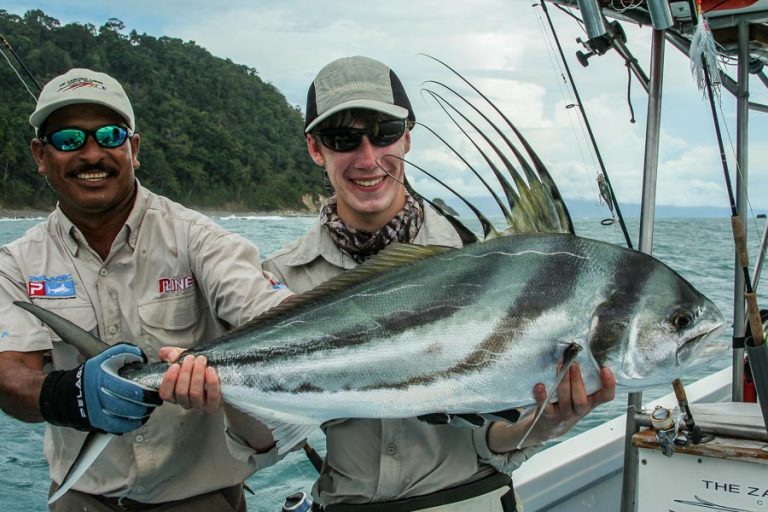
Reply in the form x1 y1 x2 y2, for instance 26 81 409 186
0 213 762 512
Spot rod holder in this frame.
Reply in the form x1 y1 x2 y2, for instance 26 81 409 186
745 340 768 436
576 0 607 40
647 0 674 30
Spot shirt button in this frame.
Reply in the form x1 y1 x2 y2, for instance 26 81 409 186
108 325 118 334
99 269 108 277
386 443 398 455
135 435 144 443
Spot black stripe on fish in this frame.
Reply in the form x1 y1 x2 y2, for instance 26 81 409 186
369 240 586 390
223 302 466 368
588 251 653 368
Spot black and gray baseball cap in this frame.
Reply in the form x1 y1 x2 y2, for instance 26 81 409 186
30 68 135 133
304 56 415 133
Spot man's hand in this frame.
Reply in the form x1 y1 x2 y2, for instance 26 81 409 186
488 364 616 453
39 343 161 433
531 363 616 438
158 347 277 452
158 347 221 414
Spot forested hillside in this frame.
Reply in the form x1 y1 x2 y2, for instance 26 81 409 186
0 9 323 211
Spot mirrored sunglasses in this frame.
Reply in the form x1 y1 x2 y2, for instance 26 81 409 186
317 120 407 152
41 125 131 152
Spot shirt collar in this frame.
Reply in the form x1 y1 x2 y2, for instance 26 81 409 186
283 204 462 269
53 179 149 255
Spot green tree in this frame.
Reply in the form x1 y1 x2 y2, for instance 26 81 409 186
0 10 322 212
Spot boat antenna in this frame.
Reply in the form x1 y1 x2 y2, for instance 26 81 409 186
538 0 634 249
0 34 42 100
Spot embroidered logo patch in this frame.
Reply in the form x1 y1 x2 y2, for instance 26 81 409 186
0 330 9 339
27 274 76 298
269 278 286 290
58 77 107 93
159 275 195 294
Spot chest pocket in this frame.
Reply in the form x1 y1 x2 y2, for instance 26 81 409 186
137 293 216 351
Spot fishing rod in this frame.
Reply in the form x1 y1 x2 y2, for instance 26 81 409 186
0 33 42 95
701 54 763 345
695 10 768 432
538 0 634 249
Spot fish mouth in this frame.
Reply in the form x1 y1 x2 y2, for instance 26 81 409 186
676 322 727 366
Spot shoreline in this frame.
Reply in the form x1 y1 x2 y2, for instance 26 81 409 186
0 207 317 220
0 207 50 219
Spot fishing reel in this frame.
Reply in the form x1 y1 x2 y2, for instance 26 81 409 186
576 20 627 67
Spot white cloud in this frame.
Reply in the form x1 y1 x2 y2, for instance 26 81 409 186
8 0 768 209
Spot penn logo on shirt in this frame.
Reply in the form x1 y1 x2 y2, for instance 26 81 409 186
27 275 76 299
159 275 195 294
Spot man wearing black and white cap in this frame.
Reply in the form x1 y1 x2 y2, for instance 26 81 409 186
0 68 293 511
259 56 617 511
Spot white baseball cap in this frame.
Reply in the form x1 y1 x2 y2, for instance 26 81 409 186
30 68 135 132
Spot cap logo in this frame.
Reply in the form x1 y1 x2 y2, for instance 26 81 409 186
57 77 107 94
327 81 377 96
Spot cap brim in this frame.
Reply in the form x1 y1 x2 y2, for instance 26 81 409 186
305 100 408 133
30 98 135 132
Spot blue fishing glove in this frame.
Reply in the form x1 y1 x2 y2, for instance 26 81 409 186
39 343 161 434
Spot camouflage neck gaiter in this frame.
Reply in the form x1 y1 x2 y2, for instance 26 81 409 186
321 193 424 263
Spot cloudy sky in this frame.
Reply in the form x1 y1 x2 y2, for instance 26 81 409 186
5 1 768 213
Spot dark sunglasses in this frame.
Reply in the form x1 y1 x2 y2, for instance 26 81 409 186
316 120 407 152
41 125 131 152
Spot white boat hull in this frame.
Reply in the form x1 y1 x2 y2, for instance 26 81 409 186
515 368 734 511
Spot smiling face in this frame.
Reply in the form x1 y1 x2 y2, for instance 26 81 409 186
307 110 411 232
31 103 140 224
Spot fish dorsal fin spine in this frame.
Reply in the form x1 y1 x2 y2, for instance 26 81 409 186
196 243 454 349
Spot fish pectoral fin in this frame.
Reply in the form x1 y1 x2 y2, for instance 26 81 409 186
514 342 583 449
49 432 115 504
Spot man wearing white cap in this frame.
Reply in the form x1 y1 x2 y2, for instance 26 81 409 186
259 56 617 511
0 68 293 511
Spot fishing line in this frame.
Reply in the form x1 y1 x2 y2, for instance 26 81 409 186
0 33 42 96
538 0 634 248
713 76 764 243
534 3 603 209
0 42 37 101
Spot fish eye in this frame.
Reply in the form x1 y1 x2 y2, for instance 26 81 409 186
672 312 693 330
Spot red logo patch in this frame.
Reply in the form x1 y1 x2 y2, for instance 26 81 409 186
159 276 195 294
28 281 46 296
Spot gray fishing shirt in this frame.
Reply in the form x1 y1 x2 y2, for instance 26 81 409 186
0 183 293 503
262 204 541 505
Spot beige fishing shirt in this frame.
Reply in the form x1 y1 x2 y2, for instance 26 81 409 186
0 183 293 503
262 205 541 506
